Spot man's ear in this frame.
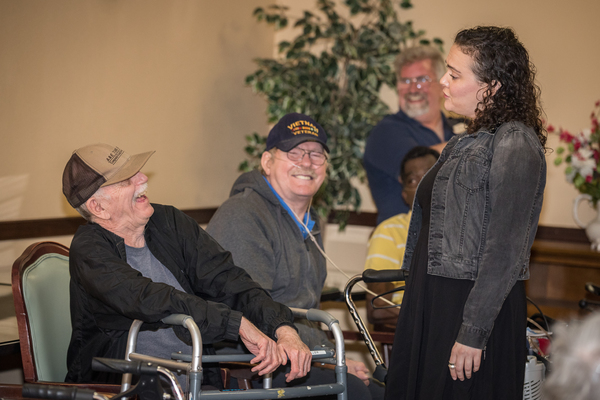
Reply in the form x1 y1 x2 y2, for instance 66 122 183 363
260 151 273 176
86 196 110 221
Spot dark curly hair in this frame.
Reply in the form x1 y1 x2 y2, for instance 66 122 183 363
454 26 547 147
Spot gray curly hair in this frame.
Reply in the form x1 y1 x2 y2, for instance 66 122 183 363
394 45 445 82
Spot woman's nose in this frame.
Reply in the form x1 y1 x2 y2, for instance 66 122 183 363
440 71 449 86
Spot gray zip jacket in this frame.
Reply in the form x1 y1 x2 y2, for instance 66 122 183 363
402 121 546 349
207 170 329 349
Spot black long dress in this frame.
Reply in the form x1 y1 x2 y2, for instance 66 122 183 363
384 160 527 400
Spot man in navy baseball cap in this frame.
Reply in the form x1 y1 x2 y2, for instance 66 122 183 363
265 113 329 153
207 113 385 399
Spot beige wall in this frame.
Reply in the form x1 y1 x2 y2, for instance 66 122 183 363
0 0 273 220
1 0 599 228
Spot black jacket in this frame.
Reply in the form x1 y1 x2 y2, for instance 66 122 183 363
66 203 294 383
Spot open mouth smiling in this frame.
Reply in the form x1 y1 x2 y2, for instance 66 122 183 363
134 183 148 202
292 171 316 180
405 93 427 103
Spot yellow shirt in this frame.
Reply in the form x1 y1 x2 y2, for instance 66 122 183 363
364 212 411 304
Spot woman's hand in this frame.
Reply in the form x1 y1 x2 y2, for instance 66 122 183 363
448 342 482 381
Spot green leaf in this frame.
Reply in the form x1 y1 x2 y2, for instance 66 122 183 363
554 157 563 165
400 0 413 9
276 18 288 29
278 41 291 53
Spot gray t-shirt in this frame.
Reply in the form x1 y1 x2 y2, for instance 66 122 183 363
126 244 191 389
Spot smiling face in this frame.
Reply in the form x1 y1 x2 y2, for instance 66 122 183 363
397 59 444 122
93 172 154 231
440 45 489 119
261 141 327 215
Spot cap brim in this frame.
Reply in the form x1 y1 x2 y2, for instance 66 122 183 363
101 150 155 187
275 137 330 153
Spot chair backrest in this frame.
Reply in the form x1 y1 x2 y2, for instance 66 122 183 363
12 241 71 382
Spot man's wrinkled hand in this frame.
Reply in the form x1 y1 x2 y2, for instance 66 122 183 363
275 325 312 382
347 359 370 386
238 317 282 376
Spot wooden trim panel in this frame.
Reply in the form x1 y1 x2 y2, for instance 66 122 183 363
0 208 590 244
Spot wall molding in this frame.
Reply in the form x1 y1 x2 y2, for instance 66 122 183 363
0 208 590 244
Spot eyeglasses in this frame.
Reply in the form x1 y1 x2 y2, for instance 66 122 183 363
398 75 432 89
285 148 328 166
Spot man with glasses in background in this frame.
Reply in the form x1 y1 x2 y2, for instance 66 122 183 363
207 113 384 399
364 46 461 224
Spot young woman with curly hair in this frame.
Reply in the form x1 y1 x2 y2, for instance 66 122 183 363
384 26 547 399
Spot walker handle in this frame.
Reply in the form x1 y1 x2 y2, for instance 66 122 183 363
363 269 406 283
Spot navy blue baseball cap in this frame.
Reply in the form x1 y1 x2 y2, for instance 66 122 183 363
266 113 329 153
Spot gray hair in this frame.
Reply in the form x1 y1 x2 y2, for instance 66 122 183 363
542 312 600 400
74 186 111 222
394 45 446 82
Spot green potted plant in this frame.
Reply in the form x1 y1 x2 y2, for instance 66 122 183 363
241 0 442 228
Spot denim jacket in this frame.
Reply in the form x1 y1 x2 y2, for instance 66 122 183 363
401 121 546 348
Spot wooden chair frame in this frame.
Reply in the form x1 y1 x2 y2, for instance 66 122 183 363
11 241 119 393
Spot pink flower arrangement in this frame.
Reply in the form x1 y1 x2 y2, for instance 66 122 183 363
552 100 600 205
